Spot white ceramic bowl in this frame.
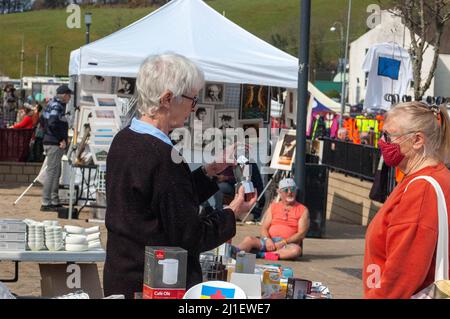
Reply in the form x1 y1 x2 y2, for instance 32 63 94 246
65 236 88 245
65 243 88 252
64 225 86 234
86 232 100 241
85 226 100 235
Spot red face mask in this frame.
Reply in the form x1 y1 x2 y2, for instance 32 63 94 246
378 139 405 167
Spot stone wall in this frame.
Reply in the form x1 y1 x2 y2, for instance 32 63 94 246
326 171 382 226
0 162 42 184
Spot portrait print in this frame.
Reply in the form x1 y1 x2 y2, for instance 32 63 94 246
203 82 225 105
215 109 238 130
116 77 136 96
191 104 214 129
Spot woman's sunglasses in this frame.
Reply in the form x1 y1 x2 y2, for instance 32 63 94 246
381 130 417 143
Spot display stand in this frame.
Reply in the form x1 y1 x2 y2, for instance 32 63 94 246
0 250 105 298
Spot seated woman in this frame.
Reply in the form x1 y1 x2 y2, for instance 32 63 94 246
234 178 310 260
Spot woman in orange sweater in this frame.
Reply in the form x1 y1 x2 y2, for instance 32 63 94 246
363 101 450 299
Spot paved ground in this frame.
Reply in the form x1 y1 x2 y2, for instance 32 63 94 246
0 182 367 299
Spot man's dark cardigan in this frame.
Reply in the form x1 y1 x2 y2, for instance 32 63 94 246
103 127 236 299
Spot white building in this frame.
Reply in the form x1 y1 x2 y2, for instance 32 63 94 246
348 10 450 105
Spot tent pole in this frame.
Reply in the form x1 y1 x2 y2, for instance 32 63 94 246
295 0 311 204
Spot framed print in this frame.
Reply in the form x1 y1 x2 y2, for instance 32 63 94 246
91 107 121 129
93 94 120 108
90 145 110 165
270 129 296 171
77 106 94 134
202 82 225 105
215 109 238 130
115 77 136 96
238 118 264 138
80 94 95 106
240 84 270 123
191 104 215 129
192 129 204 151
81 75 112 94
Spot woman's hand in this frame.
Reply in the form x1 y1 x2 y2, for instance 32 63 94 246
203 143 250 177
227 185 257 218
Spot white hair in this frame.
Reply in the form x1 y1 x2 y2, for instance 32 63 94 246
136 53 204 117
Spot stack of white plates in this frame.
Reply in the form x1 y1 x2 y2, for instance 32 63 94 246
44 225 64 251
64 225 88 252
27 223 45 251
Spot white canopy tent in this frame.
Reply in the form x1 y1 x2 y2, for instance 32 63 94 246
69 0 342 112
69 0 298 88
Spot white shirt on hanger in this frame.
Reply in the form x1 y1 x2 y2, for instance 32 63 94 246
362 42 413 110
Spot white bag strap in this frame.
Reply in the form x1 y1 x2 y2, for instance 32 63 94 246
405 176 449 281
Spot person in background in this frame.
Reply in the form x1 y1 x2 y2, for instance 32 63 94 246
39 85 72 211
363 101 450 299
2 84 18 128
234 178 310 260
103 54 257 299
29 103 45 162
9 104 33 129
31 103 43 128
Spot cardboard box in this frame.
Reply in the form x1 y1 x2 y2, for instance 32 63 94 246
143 246 187 299
285 278 312 299
0 220 26 233
261 268 287 299
0 241 27 251
0 232 26 242
39 264 104 299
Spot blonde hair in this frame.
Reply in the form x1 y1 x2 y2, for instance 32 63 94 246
386 101 450 164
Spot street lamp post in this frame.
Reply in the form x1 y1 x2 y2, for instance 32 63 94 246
331 0 352 128
85 12 92 44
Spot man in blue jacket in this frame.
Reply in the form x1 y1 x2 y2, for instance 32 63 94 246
40 85 72 211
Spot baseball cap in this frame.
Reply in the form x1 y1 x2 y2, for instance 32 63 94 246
278 178 296 190
56 85 73 95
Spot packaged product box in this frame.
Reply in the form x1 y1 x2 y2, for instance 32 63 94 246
0 241 27 251
285 278 312 299
261 268 287 299
143 246 187 299
0 232 27 242
0 220 26 233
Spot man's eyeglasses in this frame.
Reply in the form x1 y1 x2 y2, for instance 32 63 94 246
281 187 296 193
182 94 199 110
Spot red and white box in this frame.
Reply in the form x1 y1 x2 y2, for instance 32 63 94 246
142 246 187 299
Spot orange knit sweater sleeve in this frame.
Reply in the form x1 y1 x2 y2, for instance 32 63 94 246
366 181 438 299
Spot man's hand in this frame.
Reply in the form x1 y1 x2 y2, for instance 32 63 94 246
265 238 276 252
59 140 67 149
274 240 287 251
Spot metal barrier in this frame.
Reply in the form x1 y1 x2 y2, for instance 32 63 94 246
0 128 34 162
321 137 381 181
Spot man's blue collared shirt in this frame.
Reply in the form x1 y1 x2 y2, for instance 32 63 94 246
129 118 173 146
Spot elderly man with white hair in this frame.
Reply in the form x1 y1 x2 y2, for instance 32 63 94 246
234 178 310 260
103 54 256 299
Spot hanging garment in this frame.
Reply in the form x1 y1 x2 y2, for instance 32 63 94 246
362 42 413 110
